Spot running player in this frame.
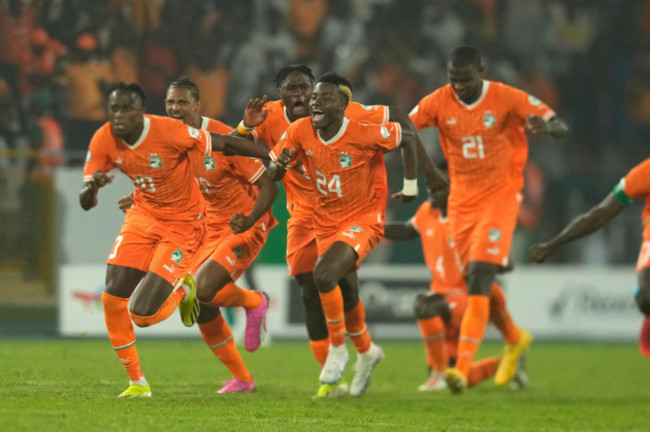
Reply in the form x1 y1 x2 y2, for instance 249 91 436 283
271 72 418 397
385 180 528 391
241 65 445 397
409 45 569 392
530 158 650 358
118 76 277 393
80 82 272 398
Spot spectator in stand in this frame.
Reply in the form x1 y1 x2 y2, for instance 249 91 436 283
19 28 67 97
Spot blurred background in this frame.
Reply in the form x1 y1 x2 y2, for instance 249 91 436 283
0 0 645 339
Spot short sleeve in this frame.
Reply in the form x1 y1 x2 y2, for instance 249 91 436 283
171 120 212 156
620 159 650 200
83 127 115 181
353 121 402 152
409 91 440 130
509 87 556 123
231 155 267 184
346 102 390 124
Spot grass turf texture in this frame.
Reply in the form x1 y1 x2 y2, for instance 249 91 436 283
1 340 648 432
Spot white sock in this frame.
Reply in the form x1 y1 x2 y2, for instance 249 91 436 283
130 376 147 386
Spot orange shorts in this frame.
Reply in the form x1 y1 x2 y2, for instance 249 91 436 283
107 206 206 286
316 218 383 265
433 287 468 361
286 217 319 276
449 190 521 267
637 241 650 271
193 217 271 281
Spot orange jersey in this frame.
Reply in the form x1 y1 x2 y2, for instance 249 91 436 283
617 158 650 240
410 201 465 292
410 81 556 207
84 115 211 222
262 100 390 219
271 116 401 229
191 116 272 226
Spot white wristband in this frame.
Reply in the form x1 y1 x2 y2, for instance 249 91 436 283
402 178 418 196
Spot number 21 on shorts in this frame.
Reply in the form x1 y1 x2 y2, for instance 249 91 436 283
462 135 485 159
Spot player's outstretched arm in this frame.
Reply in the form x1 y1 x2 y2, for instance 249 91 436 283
229 171 279 234
79 170 114 211
529 193 624 263
210 133 271 160
526 114 569 138
384 223 419 241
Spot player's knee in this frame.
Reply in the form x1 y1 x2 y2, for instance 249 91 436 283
467 267 496 296
635 285 650 316
129 306 155 328
312 265 337 292
413 293 451 324
196 274 217 304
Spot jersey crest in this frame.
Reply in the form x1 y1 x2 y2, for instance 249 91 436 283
149 154 163 168
204 157 215 170
483 113 496 128
171 248 184 264
339 154 352 168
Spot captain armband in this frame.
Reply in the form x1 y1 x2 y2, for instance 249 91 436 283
612 179 633 206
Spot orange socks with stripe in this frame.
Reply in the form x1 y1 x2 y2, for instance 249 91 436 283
198 314 252 383
456 295 490 376
102 292 144 382
319 287 346 347
309 339 329 367
205 282 262 310
130 286 186 328
489 282 521 345
417 316 447 373
345 299 372 354
467 357 500 387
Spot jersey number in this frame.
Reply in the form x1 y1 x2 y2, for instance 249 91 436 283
461 135 485 159
134 176 156 192
316 171 342 197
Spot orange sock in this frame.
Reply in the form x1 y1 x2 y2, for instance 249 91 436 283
490 282 520 345
309 338 329 367
199 314 252 382
345 299 372 354
205 282 262 310
456 295 490 376
319 287 346 347
130 286 185 328
102 292 143 382
417 316 447 373
467 357 500 387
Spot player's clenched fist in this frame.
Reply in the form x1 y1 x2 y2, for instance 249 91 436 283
229 213 253 234
529 243 555 263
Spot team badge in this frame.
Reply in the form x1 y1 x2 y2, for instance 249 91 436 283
171 248 184 264
349 226 363 233
339 154 352 168
483 113 496 128
528 95 541 106
187 126 200 138
489 228 501 242
204 157 215 170
232 246 244 259
149 155 163 168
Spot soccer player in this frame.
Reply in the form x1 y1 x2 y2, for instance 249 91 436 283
241 65 445 397
530 158 650 358
80 82 272 398
384 183 528 391
118 76 278 393
271 72 418 397
409 45 569 393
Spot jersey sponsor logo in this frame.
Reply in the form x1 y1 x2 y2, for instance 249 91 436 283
163 264 175 273
483 113 496 128
204 157 215 170
339 154 352 168
188 126 200 138
489 228 501 242
425 228 434 237
149 154 163 168
171 248 184 264
446 117 457 125
528 95 541 106
305 150 314 157
380 126 391 139
225 256 236 266
486 247 500 255
360 104 373 111
113 157 123 165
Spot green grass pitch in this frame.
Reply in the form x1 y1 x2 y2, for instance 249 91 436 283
1 339 648 432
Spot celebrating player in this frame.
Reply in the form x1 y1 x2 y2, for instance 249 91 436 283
271 72 418 397
530 158 650 358
409 45 569 392
385 180 528 391
80 82 272 398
